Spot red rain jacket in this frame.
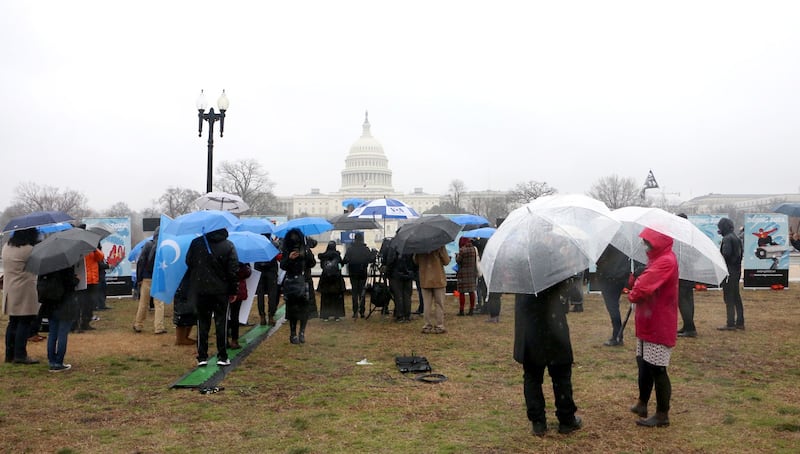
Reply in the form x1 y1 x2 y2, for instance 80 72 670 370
628 227 679 348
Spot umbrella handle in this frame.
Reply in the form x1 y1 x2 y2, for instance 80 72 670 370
616 303 634 343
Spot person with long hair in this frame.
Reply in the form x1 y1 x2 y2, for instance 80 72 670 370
2 228 41 364
280 228 313 344
317 241 345 321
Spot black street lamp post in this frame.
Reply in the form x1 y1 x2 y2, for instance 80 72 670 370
197 89 230 193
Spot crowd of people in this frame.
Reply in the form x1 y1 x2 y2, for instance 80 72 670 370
1 214 759 437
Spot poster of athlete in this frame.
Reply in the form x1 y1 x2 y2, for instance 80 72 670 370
743 213 789 288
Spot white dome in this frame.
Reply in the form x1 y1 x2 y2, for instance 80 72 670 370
340 111 394 193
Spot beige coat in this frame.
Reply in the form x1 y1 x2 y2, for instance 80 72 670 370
413 246 451 289
1 244 40 316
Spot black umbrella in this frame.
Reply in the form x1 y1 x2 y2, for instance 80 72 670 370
2 210 74 233
773 202 800 218
391 215 461 254
25 229 103 275
328 214 381 231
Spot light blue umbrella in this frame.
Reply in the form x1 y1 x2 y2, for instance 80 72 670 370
128 236 154 262
451 214 491 227
272 217 333 238
461 227 497 239
160 210 239 236
234 218 275 234
228 231 280 263
39 222 73 234
342 198 366 209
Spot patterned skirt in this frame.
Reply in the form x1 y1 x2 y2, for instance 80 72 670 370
636 338 672 367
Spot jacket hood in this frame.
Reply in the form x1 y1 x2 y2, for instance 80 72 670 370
717 217 735 235
205 228 229 243
639 227 673 257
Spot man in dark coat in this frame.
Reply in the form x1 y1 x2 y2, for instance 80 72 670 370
185 228 239 367
717 217 744 330
596 245 632 346
513 280 582 437
342 232 375 318
254 234 280 326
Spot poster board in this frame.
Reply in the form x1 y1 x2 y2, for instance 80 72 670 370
83 217 133 296
743 213 790 288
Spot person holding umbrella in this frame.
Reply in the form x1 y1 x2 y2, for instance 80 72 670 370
280 228 314 344
627 227 679 428
185 228 240 367
514 279 582 436
2 228 41 364
413 245 450 334
38 267 79 371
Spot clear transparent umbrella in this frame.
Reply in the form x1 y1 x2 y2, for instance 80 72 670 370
194 191 250 213
481 194 621 294
608 206 728 285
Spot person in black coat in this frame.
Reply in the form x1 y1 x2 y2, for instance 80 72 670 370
717 217 744 330
596 245 633 346
280 228 314 344
185 228 239 367
513 280 582 437
382 239 416 323
254 234 280 326
341 232 375 318
317 241 346 320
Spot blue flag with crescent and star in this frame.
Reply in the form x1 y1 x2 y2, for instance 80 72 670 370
150 215 193 304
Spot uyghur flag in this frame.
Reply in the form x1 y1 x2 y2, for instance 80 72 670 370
150 215 193 304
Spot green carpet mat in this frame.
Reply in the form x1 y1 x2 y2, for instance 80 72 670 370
170 305 285 389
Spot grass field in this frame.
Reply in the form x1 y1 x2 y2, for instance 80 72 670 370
1 286 799 453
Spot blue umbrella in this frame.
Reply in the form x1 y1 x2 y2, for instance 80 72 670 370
347 198 419 219
234 217 275 234
272 217 334 238
773 203 800 218
342 198 366 209
128 236 154 262
39 222 73 234
450 214 491 227
461 227 497 239
160 210 239 236
228 231 280 263
2 210 74 233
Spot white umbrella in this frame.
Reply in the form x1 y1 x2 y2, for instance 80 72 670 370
481 194 621 294
608 206 728 285
194 191 250 213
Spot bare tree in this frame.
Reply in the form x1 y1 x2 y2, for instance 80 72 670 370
215 159 277 214
103 202 133 218
12 182 91 217
468 196 509 226
587 175 645 209
446 179 467 212
508 180 557 205
159 187 201 218
423 201 464 215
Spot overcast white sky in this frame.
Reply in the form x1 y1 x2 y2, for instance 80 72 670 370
1 1 799 212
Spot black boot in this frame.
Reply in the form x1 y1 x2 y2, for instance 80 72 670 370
636 411 669 427
298 331 306 344
630 400 648 418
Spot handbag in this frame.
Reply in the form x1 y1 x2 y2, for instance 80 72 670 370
395 356 432 373
282 274 307 299
474 246 483 277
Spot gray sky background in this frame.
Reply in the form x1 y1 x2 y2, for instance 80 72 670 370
1 1 799 212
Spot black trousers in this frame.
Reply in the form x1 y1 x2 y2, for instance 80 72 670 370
196 294 229 362
390 277 413 320
637 355 671 413
522 362 577 425
722 274 744 328
678 281 696 332
76 286 97 329
256 271 279 318
5 315 36 361
486 293 502 317
350 277 367 316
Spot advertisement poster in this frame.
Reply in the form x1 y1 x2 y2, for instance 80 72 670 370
83 217 133 296
743 213 789 288
688 214 725 247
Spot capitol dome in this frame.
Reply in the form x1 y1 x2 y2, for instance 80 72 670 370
340 112 394 193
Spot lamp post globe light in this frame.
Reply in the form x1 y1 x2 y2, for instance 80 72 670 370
197 89 229 193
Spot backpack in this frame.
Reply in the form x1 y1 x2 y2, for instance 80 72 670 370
321 259 341 278
37 269 74 304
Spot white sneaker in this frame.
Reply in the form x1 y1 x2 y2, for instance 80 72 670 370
197 360 208 366
216 359 231 366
